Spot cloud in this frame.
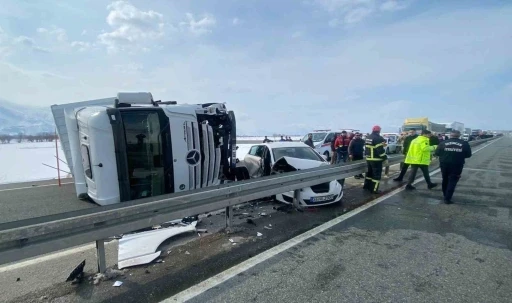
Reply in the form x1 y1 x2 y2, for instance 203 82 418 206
12 36 50 53
312 0 410 26
180 13 216 35
232 17 241 25
344 7 373 24
380 0 409 12
291 31 303 38
36 26 67 42
98 1 165 52
70 41 92 52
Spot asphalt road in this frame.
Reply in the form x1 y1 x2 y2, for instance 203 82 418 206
0 178 96 224
184 137 512 303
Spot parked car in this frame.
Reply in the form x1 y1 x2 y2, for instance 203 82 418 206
301 129 360 161
241 142 343 207
382 134 399 154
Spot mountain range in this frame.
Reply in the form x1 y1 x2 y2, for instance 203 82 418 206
0 99 55 135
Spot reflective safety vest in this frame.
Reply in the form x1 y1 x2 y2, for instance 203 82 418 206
405 136 436 165
364 133 386 161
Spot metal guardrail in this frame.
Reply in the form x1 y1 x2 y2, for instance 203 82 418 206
0 137 497 270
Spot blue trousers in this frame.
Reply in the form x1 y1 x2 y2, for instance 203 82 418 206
337 150 348 164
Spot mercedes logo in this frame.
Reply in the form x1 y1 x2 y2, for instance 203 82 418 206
186 149 201 166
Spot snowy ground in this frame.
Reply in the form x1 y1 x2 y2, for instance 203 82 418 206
0 142 70 184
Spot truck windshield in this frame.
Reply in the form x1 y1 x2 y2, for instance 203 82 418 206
121 111 166 200
272 147 324 162
402 125 425 132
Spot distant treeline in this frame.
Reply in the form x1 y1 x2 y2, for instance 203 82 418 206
0 132 58 144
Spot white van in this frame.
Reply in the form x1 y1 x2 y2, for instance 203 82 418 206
301 129 360 160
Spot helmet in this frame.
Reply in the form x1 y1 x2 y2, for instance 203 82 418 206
372 125 381 132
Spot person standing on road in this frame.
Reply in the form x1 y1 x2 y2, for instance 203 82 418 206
330 135 338 164
304 134 314 148
363 126 387 194
393 129 418 181
349 132 365 179
435 130 472 204
263 136 272 143
335 131 351 164
404 130 438 190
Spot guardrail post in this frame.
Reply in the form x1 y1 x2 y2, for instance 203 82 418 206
96 240 106 273
293 189 302 211
225 206 233 232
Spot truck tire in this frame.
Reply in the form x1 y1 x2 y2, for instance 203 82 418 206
235 166 250 181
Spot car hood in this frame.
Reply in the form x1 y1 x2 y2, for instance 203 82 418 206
272 156 327 173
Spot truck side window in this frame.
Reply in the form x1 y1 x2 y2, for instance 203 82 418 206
81 144 93 179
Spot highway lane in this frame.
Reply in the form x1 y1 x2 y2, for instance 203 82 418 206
180 137 512 303
0 179 96 224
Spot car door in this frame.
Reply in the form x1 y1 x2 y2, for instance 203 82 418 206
244 145 265 178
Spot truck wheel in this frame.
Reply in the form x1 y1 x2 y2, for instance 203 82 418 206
235 166 250 181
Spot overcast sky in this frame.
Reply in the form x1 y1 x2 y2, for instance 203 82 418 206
0 0 510 134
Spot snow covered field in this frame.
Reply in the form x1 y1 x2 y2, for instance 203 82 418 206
0 142 70 184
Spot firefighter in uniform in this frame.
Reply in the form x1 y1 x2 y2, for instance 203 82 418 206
435 130 472 204
364 125 387 193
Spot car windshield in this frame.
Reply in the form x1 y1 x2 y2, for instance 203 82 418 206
272 147 323 162
305 132 327 142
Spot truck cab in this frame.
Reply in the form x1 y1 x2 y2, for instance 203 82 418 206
52 92 237 205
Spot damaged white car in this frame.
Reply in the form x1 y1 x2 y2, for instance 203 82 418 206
241 142 343 207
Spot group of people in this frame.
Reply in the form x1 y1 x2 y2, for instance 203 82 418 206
262 136 294 143
393 128 472 203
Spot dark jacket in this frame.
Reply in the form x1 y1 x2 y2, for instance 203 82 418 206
429 136 440 146
403 134 418 155
365 132 387 161
348 138 365 157
304 138 314 148
435 138 472 165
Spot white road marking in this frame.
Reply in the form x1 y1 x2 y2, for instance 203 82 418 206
0 182 74 192
464 168 504 173
163 138 501 303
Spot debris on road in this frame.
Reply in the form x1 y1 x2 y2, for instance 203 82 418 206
197 229 208 233
65 260 86 284
246 218 257 226
105 268 125 280
118 221 197 269
16 278 20 282
257 232 263 237
113 281 123 287
185 251 191 255
93 274 105 285
259 212 267 217
264 226 272 230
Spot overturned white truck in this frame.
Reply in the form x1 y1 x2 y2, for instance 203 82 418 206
52 92 238 206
